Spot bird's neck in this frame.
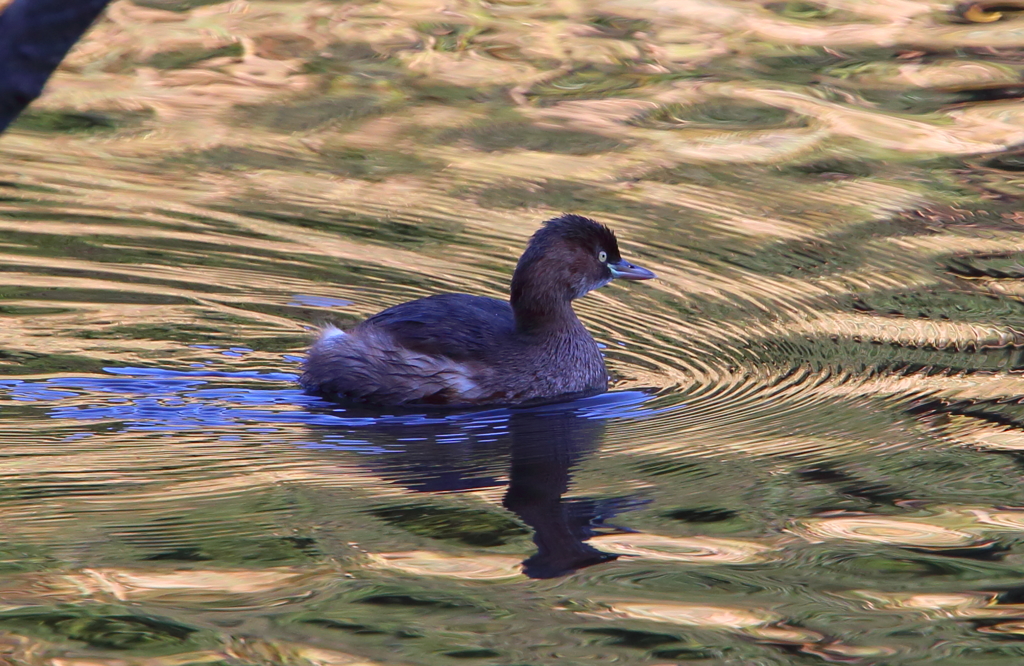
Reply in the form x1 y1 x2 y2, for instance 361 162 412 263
509 243 585 334
510 276 581 334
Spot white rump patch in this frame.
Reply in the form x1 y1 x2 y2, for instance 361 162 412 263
319 324 346 341
305 324 482 403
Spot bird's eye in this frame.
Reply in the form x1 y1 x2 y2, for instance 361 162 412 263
598 250 608 263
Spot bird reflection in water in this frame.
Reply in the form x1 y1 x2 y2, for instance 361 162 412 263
307 393 651 578
503 406 626 578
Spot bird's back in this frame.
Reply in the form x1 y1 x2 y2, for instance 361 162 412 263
300 294 520 406
362 294 516 361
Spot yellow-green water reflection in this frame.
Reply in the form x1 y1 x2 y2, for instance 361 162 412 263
5 0 1024 663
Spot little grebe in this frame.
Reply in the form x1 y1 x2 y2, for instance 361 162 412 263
300 214 655 407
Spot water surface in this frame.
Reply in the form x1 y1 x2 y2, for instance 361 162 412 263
4 0 1024 664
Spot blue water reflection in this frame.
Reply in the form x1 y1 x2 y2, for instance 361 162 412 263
1 365 661 432
0 364 673 577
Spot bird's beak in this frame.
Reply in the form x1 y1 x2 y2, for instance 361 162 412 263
608 259 656 281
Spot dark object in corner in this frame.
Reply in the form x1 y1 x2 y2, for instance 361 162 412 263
0 0 111 134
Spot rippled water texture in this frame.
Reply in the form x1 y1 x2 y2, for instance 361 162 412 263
8 0 1024 664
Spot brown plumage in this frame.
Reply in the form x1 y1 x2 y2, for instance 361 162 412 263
300 214 655 407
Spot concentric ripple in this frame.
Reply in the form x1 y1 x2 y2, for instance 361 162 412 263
607 602 779 628
791 516 979 548
2 0 1024 663
588 534 776 564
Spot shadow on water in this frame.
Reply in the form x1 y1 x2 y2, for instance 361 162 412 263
322 394 657 578
6 365 662 578
298 390 662 578
503 406 628 578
